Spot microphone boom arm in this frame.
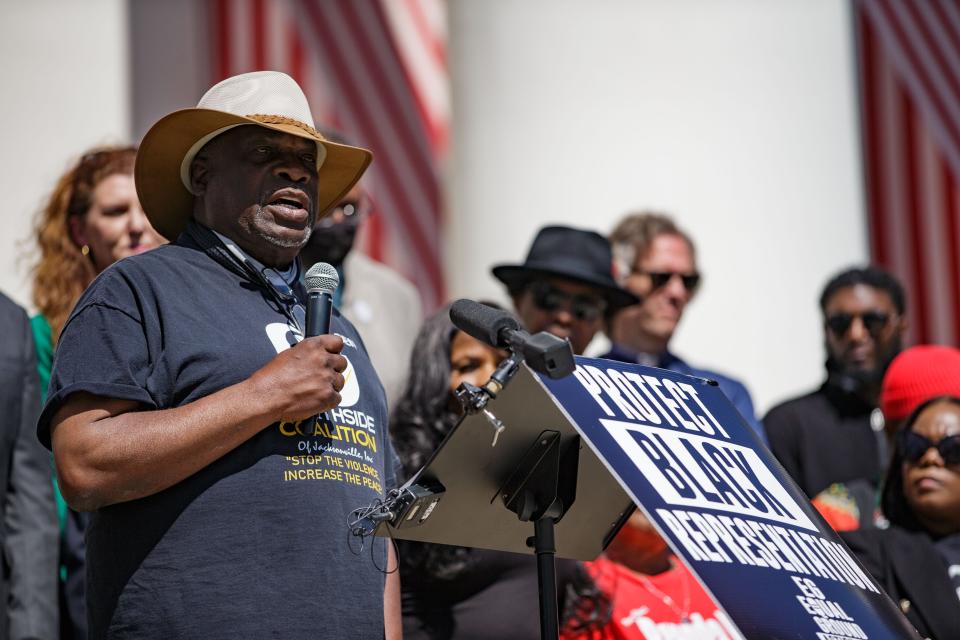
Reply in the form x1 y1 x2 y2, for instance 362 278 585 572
450 299 577 445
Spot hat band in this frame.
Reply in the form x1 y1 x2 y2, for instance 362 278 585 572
247 114 322 137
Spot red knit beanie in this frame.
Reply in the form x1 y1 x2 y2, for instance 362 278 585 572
880 345 960 421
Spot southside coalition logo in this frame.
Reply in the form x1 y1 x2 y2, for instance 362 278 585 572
266 321 384 493
337 357 360 407
264 322 360 408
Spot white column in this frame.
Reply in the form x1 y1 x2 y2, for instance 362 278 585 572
0 0 130 310
446 0 866 415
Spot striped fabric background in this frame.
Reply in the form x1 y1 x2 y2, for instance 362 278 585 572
856 0 960 346
208 0 448 311
201 0 960 340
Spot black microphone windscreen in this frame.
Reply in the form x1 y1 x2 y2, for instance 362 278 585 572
449 299 520 348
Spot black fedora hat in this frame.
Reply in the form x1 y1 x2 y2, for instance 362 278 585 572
492 225 639 310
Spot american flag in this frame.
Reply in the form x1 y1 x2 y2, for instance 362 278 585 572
208 0 449 311
855 0 960 345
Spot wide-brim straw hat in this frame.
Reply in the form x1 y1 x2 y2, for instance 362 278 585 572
135 70 372 241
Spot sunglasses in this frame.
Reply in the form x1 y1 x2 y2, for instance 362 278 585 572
824 311 891 337
897 429 960 466
637 271 701 293
529 282 607 321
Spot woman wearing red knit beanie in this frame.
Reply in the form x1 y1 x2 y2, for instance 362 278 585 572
880 345 960 440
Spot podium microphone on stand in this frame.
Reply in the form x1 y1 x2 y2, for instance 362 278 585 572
449 299 581 640
449 299 576 447
449 298 522 348
301 262 339 433
449 299 575 379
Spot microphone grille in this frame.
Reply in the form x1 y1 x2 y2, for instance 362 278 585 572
305 262 340 294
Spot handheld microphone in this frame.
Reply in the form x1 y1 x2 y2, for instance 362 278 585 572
304 262 339 337
301 263 340 432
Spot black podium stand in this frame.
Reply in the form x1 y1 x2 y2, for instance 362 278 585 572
377 364 634 638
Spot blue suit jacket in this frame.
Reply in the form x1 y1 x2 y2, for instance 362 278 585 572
599 344 767 445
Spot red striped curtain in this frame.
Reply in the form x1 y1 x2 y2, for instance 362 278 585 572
855 0 960 345
208 0 448 312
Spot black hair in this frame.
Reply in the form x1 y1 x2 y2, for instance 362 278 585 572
390 302 502 585
819 266 906 315
880 395 960 530
390 303 610 632
390 304 460 480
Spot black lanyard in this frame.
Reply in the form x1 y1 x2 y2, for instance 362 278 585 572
184 221 306 336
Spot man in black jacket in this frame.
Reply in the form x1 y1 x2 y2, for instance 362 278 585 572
0 292 57 639
764 266 907 529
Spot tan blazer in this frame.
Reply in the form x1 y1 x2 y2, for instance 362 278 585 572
341 252 423 412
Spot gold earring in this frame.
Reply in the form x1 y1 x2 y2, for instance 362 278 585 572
81 245 89 256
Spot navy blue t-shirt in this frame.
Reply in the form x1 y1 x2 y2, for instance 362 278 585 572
38 229 397 639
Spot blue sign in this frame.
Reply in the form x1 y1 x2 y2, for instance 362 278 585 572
536 357 920 639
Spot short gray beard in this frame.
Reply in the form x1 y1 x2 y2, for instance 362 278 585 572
250 205 314 249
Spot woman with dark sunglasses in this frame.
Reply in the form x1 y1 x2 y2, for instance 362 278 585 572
842 396 960 640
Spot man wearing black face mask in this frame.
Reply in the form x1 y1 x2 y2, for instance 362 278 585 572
764 266 907 530
299 130 422 409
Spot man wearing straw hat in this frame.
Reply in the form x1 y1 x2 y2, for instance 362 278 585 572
38 71 400 639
